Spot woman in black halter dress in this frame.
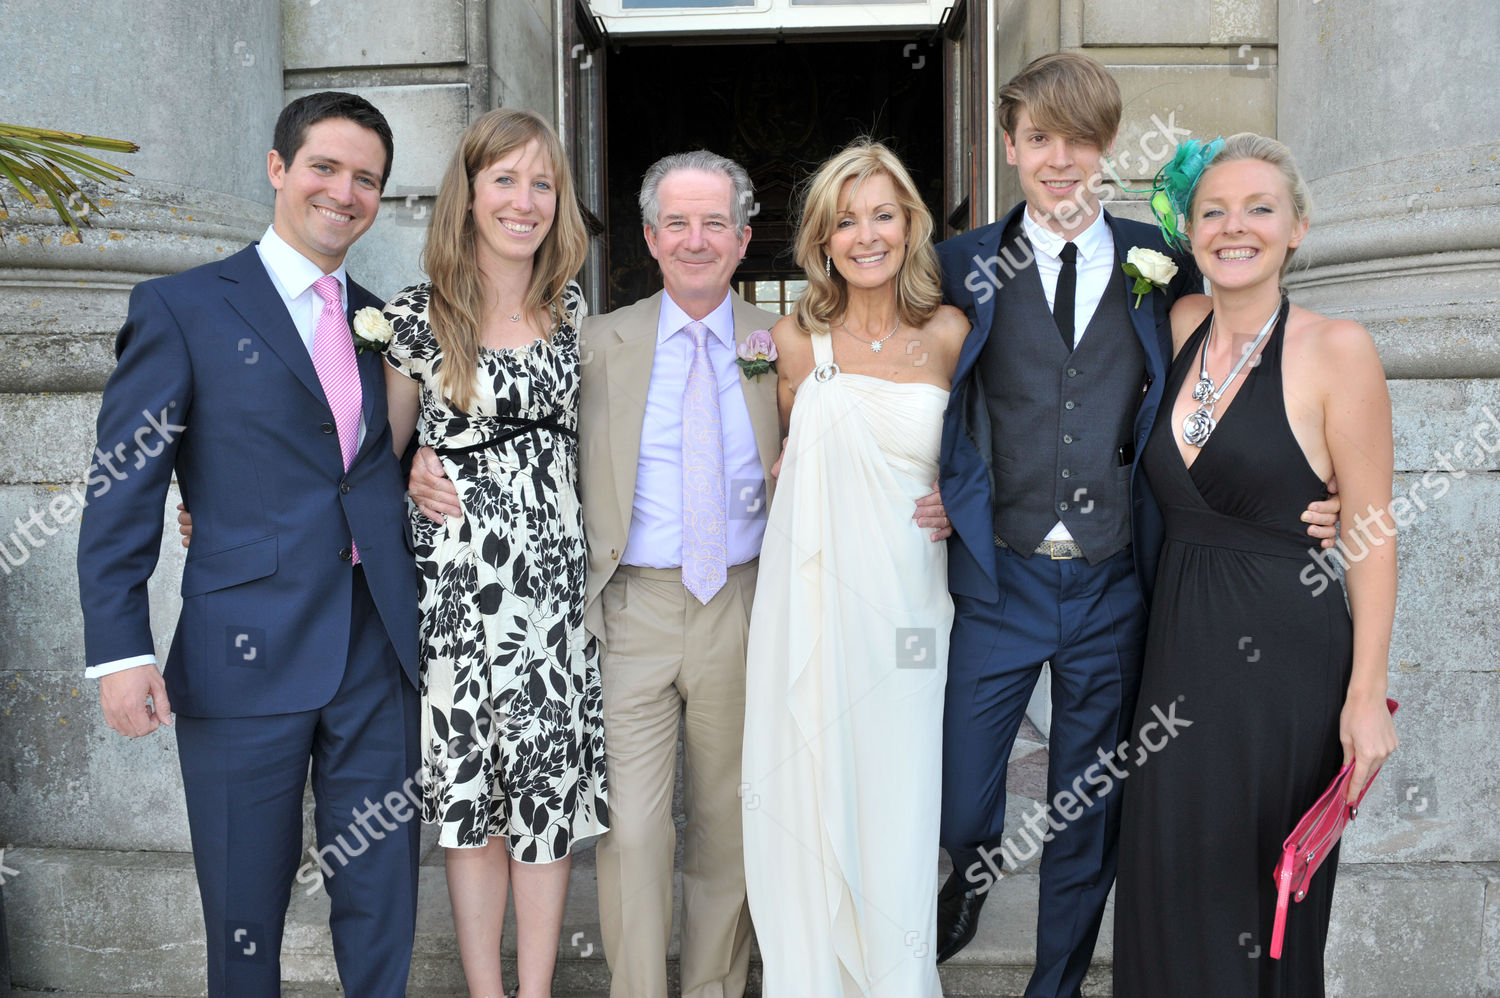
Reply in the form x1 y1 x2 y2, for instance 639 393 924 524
1114 135 1399 997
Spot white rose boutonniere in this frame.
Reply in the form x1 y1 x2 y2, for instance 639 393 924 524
351 306 394 354
1122 247 1179 308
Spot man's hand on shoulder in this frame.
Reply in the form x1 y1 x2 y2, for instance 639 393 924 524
100 663 172 738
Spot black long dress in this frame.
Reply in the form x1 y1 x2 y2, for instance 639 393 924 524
1113 301 1352 997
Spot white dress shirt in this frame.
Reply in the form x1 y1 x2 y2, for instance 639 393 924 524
1022 207 1116 543
86 226 362 680
619 291 767 570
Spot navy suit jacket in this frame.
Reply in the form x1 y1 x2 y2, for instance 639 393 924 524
935 203 1201 607
78 244 419 718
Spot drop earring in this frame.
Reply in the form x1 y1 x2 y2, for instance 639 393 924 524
825 255 832 276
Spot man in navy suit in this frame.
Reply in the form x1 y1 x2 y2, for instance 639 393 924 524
77 92 420 997
932 54 1336 994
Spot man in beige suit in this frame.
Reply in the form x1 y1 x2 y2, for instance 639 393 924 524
579 150 779 998
414 150 780 998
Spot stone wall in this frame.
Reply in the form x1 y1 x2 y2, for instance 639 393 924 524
1277 1 1500 988
0 0 553 991
998 1 1500 993
2 0 1496 993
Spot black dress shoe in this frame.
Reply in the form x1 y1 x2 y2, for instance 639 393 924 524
936 869 989 964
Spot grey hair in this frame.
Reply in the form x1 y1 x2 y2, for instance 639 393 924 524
638 150 755 234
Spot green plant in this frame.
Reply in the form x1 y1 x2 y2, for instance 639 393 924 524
0 124 139 235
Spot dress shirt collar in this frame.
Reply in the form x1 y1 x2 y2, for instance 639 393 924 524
1022 204 1110 264
257 224 348 302
658 290 735 349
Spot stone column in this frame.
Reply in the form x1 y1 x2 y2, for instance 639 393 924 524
0 1 278 993
1279 2 1500 994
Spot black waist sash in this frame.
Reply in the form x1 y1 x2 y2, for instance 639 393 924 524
433 414 577 456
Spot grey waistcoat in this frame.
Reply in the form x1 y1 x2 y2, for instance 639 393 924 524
979 232 1147 562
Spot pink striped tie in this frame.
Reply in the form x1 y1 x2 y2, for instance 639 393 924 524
311 274 363 564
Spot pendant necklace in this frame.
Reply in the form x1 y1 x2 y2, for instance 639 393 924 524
839 316 900 353
1182 299 1283 448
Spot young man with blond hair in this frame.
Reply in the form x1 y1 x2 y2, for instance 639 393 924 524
932 53 1338 994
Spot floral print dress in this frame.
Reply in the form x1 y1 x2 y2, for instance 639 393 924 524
384 281 608 859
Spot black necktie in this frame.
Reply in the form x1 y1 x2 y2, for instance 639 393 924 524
1054 241 1077 351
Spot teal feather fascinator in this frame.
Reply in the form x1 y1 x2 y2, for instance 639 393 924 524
1147 137 1224 250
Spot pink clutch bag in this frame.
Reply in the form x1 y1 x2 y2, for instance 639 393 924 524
1270 697 1399 960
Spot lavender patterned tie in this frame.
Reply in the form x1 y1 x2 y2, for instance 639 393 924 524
681 320 726 604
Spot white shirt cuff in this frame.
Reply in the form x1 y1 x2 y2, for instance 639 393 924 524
86 654 159 680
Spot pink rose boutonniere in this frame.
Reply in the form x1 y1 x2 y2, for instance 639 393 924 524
736 329 778 380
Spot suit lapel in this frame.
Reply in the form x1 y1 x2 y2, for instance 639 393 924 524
729 294 780 483
347 281 387 466
603 293 661 540
1106 212 1170 384
953 204 1023 385
220 247 329 407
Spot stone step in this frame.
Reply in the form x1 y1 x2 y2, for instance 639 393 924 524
9 844 1487 997
5 840 1075 996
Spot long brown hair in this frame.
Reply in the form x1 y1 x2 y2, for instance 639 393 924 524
422 109 588 410
792 140 941 336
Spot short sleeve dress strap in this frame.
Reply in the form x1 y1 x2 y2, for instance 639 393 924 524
382 283 437 382
559 279 588 329
810 330 837 377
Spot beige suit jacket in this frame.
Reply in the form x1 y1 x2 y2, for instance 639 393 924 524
579 290 782 642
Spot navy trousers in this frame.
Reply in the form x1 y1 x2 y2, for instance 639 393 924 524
941 543 1145 998
176 568 421 998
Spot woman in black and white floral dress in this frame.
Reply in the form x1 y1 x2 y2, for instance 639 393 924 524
384 109 606 998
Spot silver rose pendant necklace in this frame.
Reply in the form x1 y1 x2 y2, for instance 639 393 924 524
1182 300 1283 448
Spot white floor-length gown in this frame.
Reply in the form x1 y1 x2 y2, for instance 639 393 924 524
742 331 950 998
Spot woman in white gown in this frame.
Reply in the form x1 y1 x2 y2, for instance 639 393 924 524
741 141 969 997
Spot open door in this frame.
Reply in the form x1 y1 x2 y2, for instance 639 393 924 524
563 0 608 308
942 0 989 236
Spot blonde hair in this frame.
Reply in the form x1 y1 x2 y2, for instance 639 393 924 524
1190 132 1313 277
792 140 941 336
998 52 1121 151
422 109 588 410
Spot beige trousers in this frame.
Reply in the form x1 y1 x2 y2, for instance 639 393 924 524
595 561 757 998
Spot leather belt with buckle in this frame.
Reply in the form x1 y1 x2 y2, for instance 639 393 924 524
994 533 1084 560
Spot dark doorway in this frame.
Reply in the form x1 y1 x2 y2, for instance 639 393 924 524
601 36 944 312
